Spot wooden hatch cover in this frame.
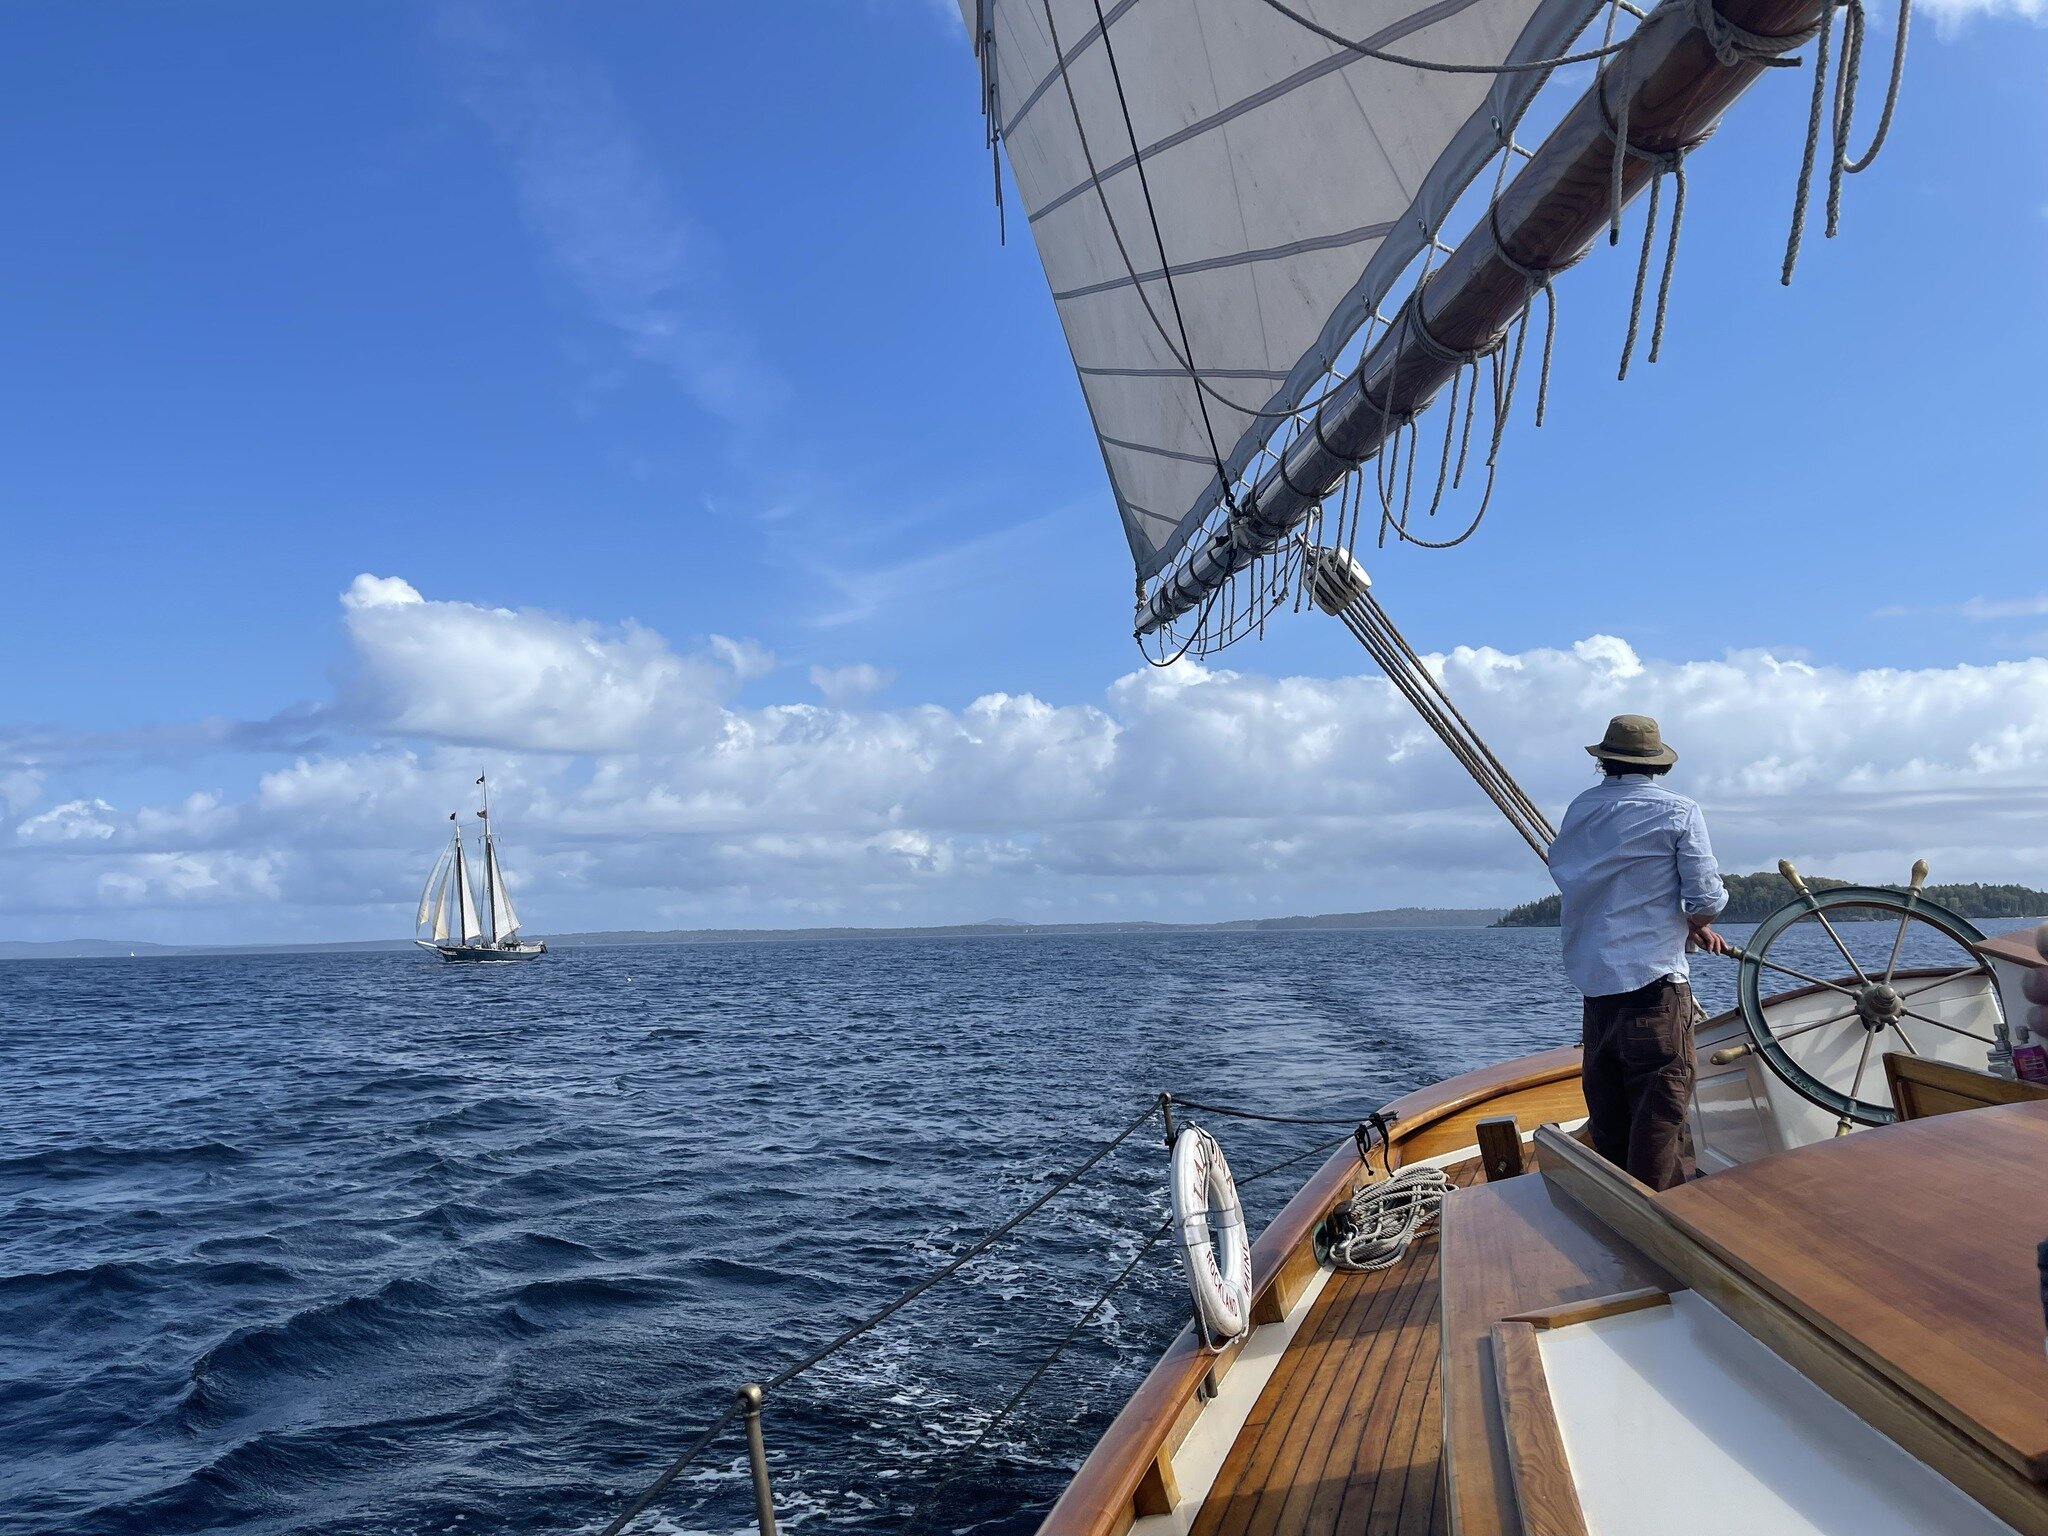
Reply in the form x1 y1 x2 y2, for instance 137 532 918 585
1659 1100 2048 1482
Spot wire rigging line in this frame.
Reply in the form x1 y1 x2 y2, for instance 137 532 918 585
1256 0 1639 72
592 1100 1160 1535
1083 0 1232 491
764 1099 1160 1391
897 1215 1177 1533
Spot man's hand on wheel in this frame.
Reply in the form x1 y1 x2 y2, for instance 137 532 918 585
1687 913 1732 956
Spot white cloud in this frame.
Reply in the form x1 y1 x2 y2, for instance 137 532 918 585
9 579 2048 938
337 574 752 753
438 3 782 421
1876 593 2048 621
810 662 893 706
16 799 118 844
1918 0 2045 24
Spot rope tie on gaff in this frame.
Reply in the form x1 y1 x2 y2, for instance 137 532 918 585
1595 63 1704 379
1485 204 1579 429
1170 1124 1254 1349
1686 0 1818 68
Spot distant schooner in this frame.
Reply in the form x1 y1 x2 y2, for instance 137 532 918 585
413 775 545 962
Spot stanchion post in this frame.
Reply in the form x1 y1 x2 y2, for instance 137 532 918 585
1160 1092 1178 1147
737 1383 777 1536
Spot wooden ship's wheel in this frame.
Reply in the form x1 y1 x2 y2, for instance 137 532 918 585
1729 860 2007 1131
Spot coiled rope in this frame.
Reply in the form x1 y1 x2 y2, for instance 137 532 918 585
1324 1166 1457 1271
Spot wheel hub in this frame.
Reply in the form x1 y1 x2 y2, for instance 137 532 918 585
1855 980 1904 1031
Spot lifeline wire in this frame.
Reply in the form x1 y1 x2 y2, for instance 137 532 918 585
898 1215 1177 1534
593 1099 1160 1535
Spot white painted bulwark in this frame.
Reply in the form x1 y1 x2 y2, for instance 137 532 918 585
1537 1291 2018 1535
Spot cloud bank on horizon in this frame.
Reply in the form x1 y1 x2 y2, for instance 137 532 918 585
5 575 2048 942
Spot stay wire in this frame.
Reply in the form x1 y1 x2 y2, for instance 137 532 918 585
897 1215 1177 1534
766 1099 1159 1390
594 1099 1160 1535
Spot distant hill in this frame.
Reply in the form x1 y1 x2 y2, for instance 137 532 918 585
0 906 1505 962
1496 873 2048 928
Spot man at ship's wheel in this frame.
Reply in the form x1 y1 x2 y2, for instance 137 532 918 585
1547 715 1730 1190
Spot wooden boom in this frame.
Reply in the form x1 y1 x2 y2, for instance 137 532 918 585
1138 0 1827 635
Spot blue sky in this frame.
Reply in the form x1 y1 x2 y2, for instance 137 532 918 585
3 0 2045 943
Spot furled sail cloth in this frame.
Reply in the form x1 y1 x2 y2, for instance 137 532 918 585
486 839 520 940
964 0 1598 581
453 840 485 945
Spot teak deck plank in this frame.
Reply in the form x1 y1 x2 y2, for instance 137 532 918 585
1188 1160 1481 1536
1436 1168 1675 1536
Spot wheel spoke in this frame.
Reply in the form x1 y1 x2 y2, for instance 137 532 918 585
1806 908 1874 987
1766 1005 1863 1045
1847 1026 1877 1105
1750 952 1861 1001
1880 907 1914 986
1889 1021 1920 1056
1896 1005 1995 1045
1894 967 1989 1004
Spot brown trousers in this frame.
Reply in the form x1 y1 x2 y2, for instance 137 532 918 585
1581 977 1696 1191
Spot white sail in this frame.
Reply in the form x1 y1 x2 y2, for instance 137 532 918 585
431 863 451 941
964 0 1596 579
486 838 520 940
453 839 485 945
416 845 453 931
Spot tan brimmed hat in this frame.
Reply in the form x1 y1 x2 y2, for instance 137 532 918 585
1587 713 1678 767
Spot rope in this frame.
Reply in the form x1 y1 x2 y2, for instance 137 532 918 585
1237 1131 1359 1187
1783 0 1838 282
1171 1097 1378 1127
1843 0 1910 172
1324 1166 1457 1271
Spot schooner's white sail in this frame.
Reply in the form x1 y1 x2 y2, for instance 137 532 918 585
416 845 452 932
963 0 1597 582
452 839 484 945
485 839 519 942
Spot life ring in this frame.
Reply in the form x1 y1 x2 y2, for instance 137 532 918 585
1171 1125 1252 1345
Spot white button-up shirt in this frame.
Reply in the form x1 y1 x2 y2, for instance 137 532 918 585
1548 773 1728 997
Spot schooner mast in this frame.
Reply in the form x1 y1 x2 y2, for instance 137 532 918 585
475 773 523 949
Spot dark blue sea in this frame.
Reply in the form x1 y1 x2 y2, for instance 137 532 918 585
1 920 2016 1535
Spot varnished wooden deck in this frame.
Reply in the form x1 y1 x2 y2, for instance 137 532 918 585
1188 1159 1480 1536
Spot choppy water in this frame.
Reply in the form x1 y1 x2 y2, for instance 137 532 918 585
0 920 2024 1535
